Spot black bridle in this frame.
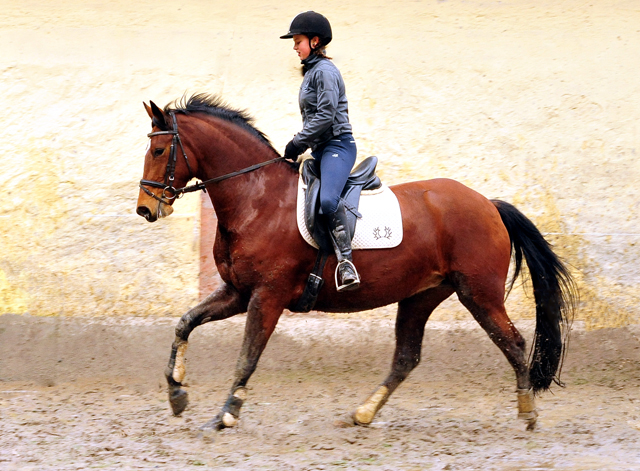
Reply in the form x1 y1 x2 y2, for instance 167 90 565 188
139 111 285 204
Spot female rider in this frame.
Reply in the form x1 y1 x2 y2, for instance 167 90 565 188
281 11 360 292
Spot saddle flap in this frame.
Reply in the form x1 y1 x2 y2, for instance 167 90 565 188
301 157 320 185
301 156 382 251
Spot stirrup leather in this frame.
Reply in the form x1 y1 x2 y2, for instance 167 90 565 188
335 260 361 292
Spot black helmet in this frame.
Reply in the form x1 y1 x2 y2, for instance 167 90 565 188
280 11 332 45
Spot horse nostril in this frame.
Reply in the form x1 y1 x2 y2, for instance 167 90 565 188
137 206 152 221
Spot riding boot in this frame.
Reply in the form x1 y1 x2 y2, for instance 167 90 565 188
327 202 361 291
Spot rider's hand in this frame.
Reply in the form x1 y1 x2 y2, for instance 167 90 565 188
284 140 305 162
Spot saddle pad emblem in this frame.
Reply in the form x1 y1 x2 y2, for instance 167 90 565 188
297 177 403 250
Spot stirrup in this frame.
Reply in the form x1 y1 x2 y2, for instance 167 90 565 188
335 260 360 292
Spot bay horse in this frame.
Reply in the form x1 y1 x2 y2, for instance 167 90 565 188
136 94 576 432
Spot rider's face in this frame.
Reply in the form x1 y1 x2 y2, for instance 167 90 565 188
293 34 318 60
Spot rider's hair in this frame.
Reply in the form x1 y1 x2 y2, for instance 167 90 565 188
308 35 332 60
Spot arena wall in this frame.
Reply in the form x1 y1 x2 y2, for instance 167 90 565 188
1 0 638 327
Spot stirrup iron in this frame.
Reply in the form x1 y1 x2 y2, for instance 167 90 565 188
335 260 360 292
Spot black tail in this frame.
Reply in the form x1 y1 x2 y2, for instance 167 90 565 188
492 200 577 393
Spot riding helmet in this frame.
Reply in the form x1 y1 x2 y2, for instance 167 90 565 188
280 11 332 45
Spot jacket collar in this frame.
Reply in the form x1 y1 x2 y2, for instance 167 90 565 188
301 53 324 74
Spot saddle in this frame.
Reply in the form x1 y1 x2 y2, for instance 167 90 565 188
302 156 382 253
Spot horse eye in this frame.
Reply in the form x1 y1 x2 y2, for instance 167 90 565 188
153 148 165 157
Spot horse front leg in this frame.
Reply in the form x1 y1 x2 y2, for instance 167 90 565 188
166 283 246 416
200 291 284 432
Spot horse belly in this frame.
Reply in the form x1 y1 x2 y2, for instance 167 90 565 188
314 230 445 313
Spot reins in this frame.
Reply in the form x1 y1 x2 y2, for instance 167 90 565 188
140 111 285 204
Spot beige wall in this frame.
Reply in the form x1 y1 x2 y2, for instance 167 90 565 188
1 1 638 327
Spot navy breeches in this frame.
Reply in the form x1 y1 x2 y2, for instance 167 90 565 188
311 133 357 215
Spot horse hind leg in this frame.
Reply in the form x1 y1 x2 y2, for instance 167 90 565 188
353 285 454 425
452 272 537 430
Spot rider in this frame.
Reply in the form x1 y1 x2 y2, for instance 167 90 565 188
281 11 360 292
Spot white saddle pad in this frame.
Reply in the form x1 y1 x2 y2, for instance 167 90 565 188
296 176 403 250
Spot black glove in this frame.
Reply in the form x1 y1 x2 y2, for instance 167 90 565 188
284 140 305 162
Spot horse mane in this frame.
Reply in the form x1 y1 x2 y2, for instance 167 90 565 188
163 93 278 153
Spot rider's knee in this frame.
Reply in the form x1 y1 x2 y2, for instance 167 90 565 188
320 195 339 215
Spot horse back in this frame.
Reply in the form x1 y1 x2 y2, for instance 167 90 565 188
390 177 511 277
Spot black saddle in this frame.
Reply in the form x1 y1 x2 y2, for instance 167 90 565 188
302 156 382 253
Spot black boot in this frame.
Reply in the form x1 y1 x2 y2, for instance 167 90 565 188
327 202 360 291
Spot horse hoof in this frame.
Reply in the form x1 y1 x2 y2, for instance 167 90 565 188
518 407 538 432
221 412 238 427
352 409 373 426
198 413 228 434
169 388 189 416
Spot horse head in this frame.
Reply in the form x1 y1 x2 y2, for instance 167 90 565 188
137 101 195 222
137 94 292 225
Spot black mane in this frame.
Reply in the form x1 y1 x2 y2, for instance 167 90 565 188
164 93 276 152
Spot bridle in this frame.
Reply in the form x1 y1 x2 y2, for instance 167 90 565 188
139 111 285 205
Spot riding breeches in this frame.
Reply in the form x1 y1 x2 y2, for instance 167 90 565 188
311 133 357 215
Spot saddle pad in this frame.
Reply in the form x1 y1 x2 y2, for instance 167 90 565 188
296 176 403 250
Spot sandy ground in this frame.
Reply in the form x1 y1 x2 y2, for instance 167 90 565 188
1 314 640 470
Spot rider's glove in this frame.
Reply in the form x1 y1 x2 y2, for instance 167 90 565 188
284 139 305 162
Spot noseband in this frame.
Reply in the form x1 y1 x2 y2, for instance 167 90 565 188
139 111 285 205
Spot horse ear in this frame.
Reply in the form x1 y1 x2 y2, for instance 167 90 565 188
144 102 154 119
149 100 168 129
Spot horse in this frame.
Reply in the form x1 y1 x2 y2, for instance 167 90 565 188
136 94 576 433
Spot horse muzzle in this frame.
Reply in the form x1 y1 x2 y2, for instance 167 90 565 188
136 204 157 222
136 200 174 222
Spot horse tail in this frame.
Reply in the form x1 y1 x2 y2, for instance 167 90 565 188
492 200 577 393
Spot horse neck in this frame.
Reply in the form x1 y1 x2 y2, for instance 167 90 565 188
188 116 297 228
